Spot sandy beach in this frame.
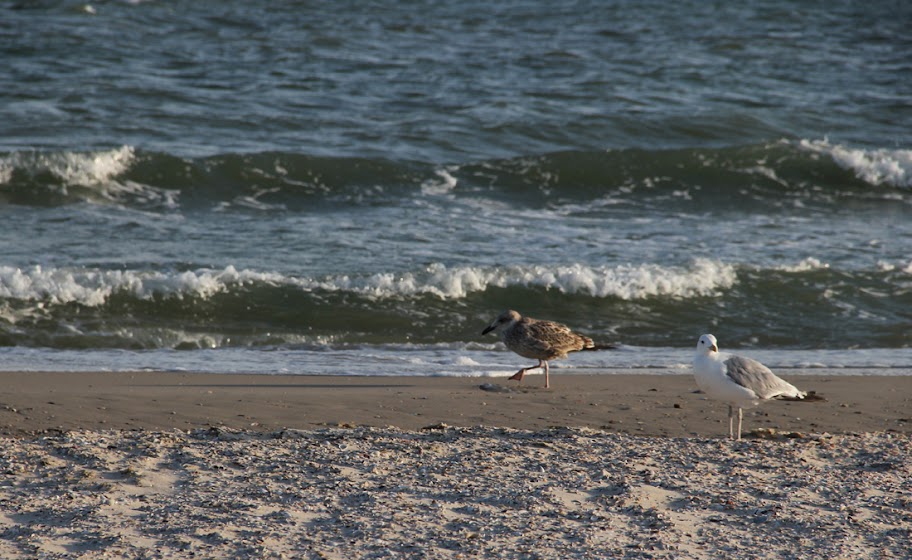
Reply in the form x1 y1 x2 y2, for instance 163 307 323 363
0 370 909 558
1 370 909 437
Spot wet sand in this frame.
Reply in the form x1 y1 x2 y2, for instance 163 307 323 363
0 370 909 437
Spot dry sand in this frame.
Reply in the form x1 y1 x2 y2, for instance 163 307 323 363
0 370 909 558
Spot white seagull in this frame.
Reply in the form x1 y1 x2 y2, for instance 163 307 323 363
692 334 807 440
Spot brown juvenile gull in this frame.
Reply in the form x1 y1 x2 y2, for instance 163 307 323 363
482 309 594 389
692 333 809 440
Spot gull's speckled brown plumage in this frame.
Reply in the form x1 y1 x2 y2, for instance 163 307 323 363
482 309 594 388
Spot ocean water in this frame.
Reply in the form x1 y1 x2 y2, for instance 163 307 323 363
1 1 910 375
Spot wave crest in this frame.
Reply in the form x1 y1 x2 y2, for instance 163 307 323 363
0 260 737 307
799 139 912 189
0 146 135 187
361 259 738 300
0 265 285 307
3 141 910 211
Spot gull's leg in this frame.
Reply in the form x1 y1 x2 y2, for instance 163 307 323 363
508 367 528 383
728 405 734 439
737 408 743 441
509 360 544 383
543 360 550 389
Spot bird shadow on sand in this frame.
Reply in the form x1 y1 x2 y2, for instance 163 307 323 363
478 382 550 394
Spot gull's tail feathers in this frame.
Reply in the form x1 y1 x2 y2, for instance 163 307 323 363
776 390 826 402
582 342 620 352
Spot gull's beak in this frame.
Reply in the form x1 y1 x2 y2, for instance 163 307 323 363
711 344 718 352
482 325 495 335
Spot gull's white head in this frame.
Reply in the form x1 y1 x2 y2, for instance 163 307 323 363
482 309 522 336
696 333 718 354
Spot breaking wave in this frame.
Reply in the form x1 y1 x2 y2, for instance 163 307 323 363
799 139 912 189
1 258 910 350
0 260 737 307
2 139 909 210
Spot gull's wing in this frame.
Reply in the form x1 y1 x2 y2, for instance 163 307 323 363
723 356 803 400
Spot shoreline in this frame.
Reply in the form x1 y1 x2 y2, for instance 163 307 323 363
1 370 909 437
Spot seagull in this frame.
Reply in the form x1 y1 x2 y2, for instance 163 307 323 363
482 309 595 389
692 333 807 440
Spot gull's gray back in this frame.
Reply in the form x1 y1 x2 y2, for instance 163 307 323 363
723 356 800 399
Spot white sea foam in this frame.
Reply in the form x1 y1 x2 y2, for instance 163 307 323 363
0 265 282 307
799 139 912 189
0 161 11 185
0 146 136 186
0 146 178 207
0 260 738 307
300 260 737 300
421 167 459 195
776 257 829 272
881 260 912 274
